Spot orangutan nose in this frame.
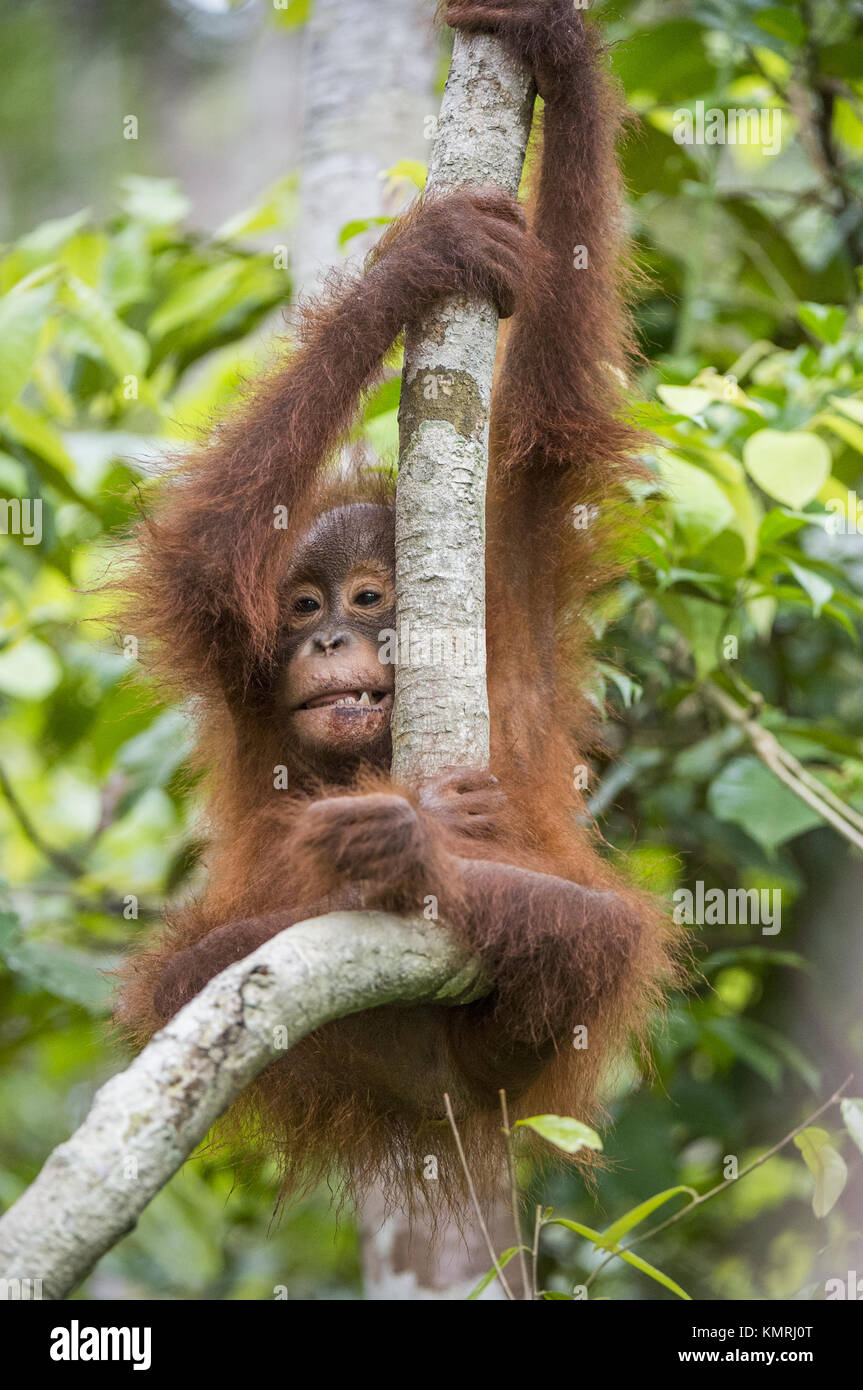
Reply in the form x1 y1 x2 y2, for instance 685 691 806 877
312 630 351 656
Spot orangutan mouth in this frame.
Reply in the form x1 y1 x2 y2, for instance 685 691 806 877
300 689 390 710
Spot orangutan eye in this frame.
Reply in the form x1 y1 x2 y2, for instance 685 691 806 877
294 595 321 614
354 589 382 607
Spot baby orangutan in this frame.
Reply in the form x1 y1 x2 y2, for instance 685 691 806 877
118 0 674 1208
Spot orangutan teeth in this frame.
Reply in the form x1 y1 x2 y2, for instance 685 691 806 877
311 689 380 710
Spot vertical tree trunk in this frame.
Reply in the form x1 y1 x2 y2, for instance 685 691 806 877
294 3 535 1299
294 0 438 294
359 1185 518 1300
391 30 535 778
374 25 535 1301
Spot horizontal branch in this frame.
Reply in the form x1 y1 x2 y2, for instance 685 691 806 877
0 910 485 1300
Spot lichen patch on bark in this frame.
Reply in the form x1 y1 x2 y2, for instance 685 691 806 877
399 366 487 447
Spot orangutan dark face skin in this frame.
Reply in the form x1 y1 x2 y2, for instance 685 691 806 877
278 503 396 760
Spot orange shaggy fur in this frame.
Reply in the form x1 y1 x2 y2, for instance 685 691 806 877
116 4 678 1215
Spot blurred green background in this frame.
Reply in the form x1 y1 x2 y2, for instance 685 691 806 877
1 0 863 1300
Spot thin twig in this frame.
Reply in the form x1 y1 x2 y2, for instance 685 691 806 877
499 1089 529 1300
0 762 84 878
772 745 863 837
583 1073 854 1290
722 670 863 834
0 763 164 917
24 882 160 920
704 683 863 851
532 1203 542 1302
443 1092 515 1300
746 32 863 265
81 772 133 852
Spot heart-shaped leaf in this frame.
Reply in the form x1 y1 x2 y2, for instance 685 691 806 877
743 429 831 508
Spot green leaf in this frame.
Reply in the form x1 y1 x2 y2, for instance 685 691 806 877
718 473 762 569
674 726 744 780
689 368 765 416
102 222 153 311
829 395 863 425
0 282 55 411
61 273 150 379
599 1187 694 1250
786 560 833 617
794 1127 848 1217
117 709 194 789
338 215 393 250
0 210 90 291
657 451 735 550
363 376 401 420
271 0 312 27
596 661 642 708
169 338 263 431
546 1217 604 1242
515 1115 603 1156
117 175 190 227
818 413 863 455
840 1099 863 1157
2 939 112 1012
0 904 111 1013
382 159 428 190
739 1018 820 1091
610 20 717 104
797 302 847 344
148 261 250 341
613 1247 691 1301
704 1016 783 1088
759 508 808 545
362 407 399 463
707 755 823 853
657 594 727 678
466 1247 520 1300
743 430 831 509
0 638 62 699
546 1218 690 1299
701 947 809 974
746 592 777 639
755 7 806 44
215 174 298 242
656 385 715 420
2 400 102 514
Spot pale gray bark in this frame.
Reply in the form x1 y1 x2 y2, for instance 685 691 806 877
359 1184 515 1300
392 29 535 781
0 911 482 1301
365 24 535 1301
294 0 438 295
